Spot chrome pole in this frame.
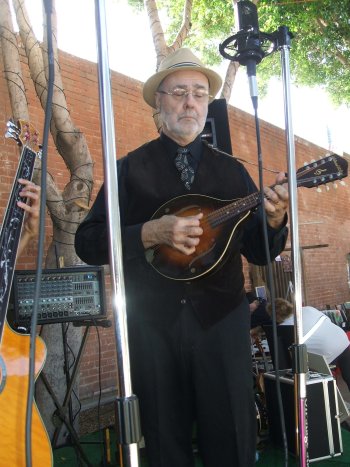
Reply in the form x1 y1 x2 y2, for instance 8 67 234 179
94 1 141 466
278 26 308 467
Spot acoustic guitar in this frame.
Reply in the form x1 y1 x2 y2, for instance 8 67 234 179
0 120 53 466
145 154 348 281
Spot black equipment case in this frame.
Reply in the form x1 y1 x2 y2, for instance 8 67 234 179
264 370 343 462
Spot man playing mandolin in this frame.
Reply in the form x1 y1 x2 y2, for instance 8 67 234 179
75 48 289 467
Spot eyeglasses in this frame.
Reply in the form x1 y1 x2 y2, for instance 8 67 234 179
157 87 212 100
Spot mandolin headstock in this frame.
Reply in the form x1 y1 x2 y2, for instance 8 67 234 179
296 154 348 189
5 119 41 154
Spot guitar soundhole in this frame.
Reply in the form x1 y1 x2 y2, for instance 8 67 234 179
0 355 6 394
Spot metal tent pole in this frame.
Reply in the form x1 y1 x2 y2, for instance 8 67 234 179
94 1 141 466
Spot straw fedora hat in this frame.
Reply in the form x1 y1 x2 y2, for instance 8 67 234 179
143 48 222 109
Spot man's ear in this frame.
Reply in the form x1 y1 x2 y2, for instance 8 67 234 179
155 92 161 111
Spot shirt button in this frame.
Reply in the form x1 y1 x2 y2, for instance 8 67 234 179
180 298 187 305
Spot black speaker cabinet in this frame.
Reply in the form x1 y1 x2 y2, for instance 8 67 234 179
264 370 343 462
201 98 232 155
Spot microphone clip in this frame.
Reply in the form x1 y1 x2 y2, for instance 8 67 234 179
219 30 275 66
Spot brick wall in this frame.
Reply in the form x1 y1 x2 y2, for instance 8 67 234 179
1 48 349 403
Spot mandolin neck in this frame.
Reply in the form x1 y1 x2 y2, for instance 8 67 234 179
207 191 262 227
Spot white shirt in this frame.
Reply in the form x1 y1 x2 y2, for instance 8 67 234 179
281 306 349 363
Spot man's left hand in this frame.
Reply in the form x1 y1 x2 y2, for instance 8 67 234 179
263 171 289 229
18 178 41 239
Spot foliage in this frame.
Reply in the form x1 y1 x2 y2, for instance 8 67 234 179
156 0 234 64
256 0 350 106
131 0 350 106
125 0 144 13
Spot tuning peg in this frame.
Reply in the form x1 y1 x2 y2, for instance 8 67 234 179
340 181 346 186
316 187 322 193
326 185 330 191
333 183 338 189
6 119 16 129
5 120 19 140
303 162 308 166
5 129 16 139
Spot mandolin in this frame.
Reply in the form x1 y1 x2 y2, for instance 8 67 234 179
0 120 53 466
145 154 348 281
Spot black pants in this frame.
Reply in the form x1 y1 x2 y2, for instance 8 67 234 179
128 299 257 467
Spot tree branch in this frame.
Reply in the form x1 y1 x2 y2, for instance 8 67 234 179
0 0 29 120
315 17 350 67
170 0 192 52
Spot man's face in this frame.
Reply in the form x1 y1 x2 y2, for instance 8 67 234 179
155 70 210 146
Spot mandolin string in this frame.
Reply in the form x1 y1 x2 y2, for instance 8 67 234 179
206 167 336 228
149 161 337 254
194 170 329 229
206 192 261 227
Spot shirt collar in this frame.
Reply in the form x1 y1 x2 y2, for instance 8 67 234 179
160 132 203 164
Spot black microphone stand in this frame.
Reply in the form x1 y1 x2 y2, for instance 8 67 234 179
220 21 309 467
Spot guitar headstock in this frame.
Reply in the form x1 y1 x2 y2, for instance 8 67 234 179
296 154 348 189
5 119 40 154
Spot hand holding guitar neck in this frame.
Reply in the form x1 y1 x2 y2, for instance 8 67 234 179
0 120 52 467
17 178 41 257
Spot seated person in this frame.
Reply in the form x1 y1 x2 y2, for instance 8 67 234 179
247 292 271 338
266 298 350 392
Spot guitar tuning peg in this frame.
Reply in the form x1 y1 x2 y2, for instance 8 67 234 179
303 162 308 166
333 183 338 189
326 185 330 191
316 187 322 193
311 159 316 163
340 181 346 186
6 119 16 129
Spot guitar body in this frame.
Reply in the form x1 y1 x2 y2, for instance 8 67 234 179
0 321 53 466
0 122 52 465
145 194 251 280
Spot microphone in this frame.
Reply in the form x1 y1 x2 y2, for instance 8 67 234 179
219 0 266 104
234 0 264 100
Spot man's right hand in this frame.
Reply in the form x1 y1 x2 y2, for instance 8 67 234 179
142 213 203 255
